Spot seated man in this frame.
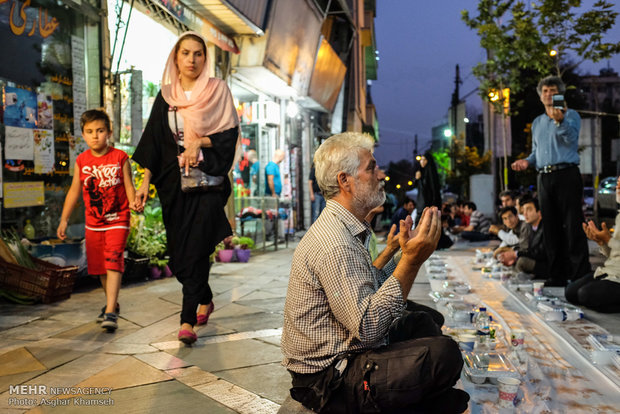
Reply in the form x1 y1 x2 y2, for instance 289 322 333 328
491 206 531 249
499 190 517 208
497 198 548 279
390 197 415 235
460 201 492 242
566 177 620 313
282 132 468 413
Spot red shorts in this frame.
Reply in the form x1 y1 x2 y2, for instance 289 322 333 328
85 228 129 275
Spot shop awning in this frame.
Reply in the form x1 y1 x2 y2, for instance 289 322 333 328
133 0 241 53
181 0 265 36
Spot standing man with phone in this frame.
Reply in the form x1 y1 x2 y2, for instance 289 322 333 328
511 75 590 287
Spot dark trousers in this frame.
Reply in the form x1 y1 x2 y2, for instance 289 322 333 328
537 167 591 282
460 231 490 242
565 272 620 313
290 306 468 413
175 259 213 326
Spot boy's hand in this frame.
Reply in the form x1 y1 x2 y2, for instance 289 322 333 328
57 220 68 240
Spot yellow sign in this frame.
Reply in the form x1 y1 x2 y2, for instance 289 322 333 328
3 181 45 208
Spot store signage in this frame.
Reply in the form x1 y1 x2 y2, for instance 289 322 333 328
3 181 45 208
3 0 60 38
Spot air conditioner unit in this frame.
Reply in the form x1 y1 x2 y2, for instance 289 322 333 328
251 101 280 125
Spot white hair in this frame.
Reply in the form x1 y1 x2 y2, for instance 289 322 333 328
313 132 375 199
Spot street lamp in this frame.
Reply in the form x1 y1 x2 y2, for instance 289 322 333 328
443 128 452 138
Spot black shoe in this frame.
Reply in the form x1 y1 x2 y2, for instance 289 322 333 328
97 303 120 322
544 278 567 287
101 313 118 331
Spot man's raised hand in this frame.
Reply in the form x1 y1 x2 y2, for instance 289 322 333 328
399 207 441 265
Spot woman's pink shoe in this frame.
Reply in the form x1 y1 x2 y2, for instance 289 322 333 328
178 329 197 345
196 302 214 326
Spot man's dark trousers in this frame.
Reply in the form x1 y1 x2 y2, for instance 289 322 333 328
537 166 591 284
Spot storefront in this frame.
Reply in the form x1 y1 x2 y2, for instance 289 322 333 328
0 0 102 237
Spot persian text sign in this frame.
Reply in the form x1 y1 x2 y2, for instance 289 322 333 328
3 181 45 208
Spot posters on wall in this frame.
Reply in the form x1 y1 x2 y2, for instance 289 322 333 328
3 86 38 128
69 135 88 176
3 182 45 208
33 129 55 174
5 126 34 160
37 93 53 130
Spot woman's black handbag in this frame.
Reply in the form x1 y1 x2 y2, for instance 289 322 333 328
172 107 225 193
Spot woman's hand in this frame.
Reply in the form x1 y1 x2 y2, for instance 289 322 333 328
135 168 152 212
182 140 202 175
134 184 148 212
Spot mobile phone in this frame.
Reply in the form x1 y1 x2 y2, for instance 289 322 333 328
552 94 565 109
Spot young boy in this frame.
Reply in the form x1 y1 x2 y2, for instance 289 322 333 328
57 109 136 332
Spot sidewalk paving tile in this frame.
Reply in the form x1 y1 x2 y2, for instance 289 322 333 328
134 351 192 370
26 380 237 414
25 346 85 370
2 319 85 341
51 319 141 342
0 347 46 376
97 343 158 355
210 312 283 333
73 356 172 391
112 314 180 345
216 362 290 404
165 338 282 373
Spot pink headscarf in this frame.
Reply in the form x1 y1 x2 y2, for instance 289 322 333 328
161 31 239 144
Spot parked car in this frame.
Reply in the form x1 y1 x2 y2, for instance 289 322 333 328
597 176 618 214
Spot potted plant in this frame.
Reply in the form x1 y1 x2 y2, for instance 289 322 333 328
233 236 254 263
126 202 168 280
217 236 235 263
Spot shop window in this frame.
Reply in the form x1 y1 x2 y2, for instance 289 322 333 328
0 0 89 238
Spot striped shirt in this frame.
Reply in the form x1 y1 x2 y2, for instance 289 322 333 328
281 200 404 374
469 210 491 233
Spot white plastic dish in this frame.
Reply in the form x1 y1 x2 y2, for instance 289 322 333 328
462 351 519 384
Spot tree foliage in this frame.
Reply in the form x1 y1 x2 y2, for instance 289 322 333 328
432 134 492 199
462 0 620 111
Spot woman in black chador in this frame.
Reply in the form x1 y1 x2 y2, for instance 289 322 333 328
133 31 239 344
415 152 442 223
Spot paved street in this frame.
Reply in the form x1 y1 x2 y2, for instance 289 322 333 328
0 237 618 413
0 244 305 413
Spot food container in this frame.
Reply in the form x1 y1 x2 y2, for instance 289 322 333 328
587 334 620 366
462 351 520 385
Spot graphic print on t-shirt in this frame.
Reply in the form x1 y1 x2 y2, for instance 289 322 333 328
82 162 123 222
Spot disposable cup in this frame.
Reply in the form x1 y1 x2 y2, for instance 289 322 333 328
459 334 477 352
533 282 544 296
497 376 520 408
510 329 525 350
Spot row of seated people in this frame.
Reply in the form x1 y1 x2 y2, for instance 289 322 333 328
442 190 620 314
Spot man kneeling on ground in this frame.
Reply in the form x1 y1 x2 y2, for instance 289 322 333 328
281 132 469 413
496 198 548 279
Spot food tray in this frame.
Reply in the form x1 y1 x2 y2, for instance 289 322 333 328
587 334 620 366
462 351 520 384
429 290 463 302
